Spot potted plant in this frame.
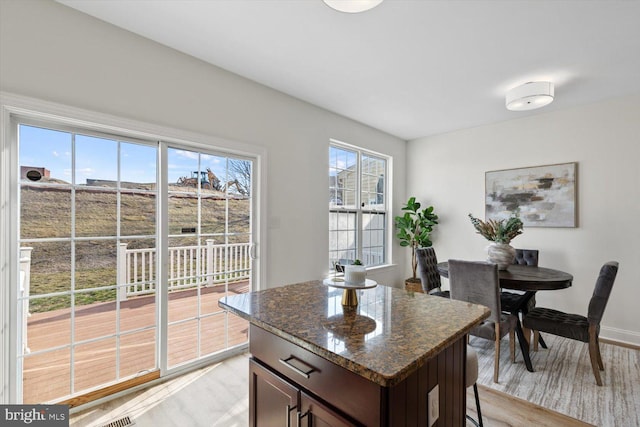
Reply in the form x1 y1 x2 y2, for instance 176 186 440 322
468 213 523 269
395 197 438 288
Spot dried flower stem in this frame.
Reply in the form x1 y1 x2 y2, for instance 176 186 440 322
468 213 523 244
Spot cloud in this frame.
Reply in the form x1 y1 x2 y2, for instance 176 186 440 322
76 168 94 177
173 150 199 160
201 154 222 164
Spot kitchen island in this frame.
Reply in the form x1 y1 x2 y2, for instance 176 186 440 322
219 281 490 426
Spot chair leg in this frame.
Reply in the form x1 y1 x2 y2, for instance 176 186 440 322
588 324 603 386
465 383 483 427
538 333 548 349
533 330 540 351
474 383 483 427
494 324 500 383
509 329 515 363
595 334 604 370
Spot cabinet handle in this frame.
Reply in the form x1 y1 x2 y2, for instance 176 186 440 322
296 410 309 427
279 356 315 379
286 404 297 427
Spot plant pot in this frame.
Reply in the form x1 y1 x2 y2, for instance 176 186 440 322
344 265 366 284
486 242 516 270
405 277 424 293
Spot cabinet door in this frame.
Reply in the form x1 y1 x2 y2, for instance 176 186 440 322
298 391 359 427
250 359 299 427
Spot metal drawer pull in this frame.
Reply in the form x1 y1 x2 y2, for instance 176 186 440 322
286 404 297 427
279 356 316 379
297 410 309 427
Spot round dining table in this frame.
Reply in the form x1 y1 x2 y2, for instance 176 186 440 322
436 261 573 372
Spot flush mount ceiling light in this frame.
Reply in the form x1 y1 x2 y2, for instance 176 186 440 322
506 81 555 111
323 0 383 13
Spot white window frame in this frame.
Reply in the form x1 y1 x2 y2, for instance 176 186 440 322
329 139 390 272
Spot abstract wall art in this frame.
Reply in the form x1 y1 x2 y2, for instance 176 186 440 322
485 162 577 228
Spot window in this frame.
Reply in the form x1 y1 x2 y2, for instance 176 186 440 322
329 142 388 271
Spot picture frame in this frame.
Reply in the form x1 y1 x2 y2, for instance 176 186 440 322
485 162 577 228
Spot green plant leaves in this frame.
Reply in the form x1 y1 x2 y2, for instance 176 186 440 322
394 198 438 248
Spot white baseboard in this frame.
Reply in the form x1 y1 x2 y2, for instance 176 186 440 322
600 326 640 347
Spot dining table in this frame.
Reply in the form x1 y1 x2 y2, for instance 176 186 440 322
436 261 573 372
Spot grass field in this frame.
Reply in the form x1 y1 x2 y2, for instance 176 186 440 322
21 181 250 312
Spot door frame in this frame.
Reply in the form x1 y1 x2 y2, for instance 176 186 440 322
0 92 267 404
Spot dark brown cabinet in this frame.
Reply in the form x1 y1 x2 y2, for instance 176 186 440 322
250 359 299 427
299 391 355 427
250 359 356 427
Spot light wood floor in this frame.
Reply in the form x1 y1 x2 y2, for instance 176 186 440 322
466 385 592 426
70 352 591 427
23 281 249 403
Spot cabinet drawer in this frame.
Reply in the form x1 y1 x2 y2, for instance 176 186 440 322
250 325 382 427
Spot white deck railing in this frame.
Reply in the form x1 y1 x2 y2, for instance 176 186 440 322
118 240 252 301
20 247 33 354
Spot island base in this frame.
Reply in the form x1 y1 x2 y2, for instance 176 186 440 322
248 325 468 426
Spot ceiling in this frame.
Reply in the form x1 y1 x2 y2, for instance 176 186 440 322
57 0 640 141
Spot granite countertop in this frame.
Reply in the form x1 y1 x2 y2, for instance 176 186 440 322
219 280 490 387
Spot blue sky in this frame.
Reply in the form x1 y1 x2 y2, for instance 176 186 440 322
19 124 229 185
329 145 356 176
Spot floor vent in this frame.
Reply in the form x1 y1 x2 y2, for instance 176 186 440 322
100 416 135 427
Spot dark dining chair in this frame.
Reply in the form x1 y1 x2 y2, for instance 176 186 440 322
523 261 619 386
500 249 539 314
513 248 539 266
500 248 550 349
449 259 516 383
415 247 450 298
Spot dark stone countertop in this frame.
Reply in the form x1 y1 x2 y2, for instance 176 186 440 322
219 280 490 386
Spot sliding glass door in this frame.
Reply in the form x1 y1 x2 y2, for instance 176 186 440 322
14 120 253 404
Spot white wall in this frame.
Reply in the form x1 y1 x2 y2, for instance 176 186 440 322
0 0 408 288
407 94 640 344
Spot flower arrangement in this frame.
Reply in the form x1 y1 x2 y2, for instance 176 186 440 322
468 213 523 244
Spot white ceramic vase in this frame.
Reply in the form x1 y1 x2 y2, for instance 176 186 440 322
486 242 516 270
344 265 366 284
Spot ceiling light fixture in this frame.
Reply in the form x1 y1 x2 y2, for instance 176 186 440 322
323 0 383 13
506 81 555 111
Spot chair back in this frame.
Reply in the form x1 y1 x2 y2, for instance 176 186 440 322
513 249 539 266
416 247 442 293
587 261 619 325
448 259 501 323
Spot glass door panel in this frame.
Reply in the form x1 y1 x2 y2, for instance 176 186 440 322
119 329 155 378
75 189 118 236
166 148 252 369
74 338 117 392
18 123 158 403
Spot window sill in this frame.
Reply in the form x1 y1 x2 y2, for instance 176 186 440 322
366 263 397 273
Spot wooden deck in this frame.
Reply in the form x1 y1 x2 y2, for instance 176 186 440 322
23 281 250 404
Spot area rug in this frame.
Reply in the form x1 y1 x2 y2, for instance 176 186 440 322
472 334 640 426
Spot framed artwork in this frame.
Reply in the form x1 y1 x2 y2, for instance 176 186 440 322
485 162 577 228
